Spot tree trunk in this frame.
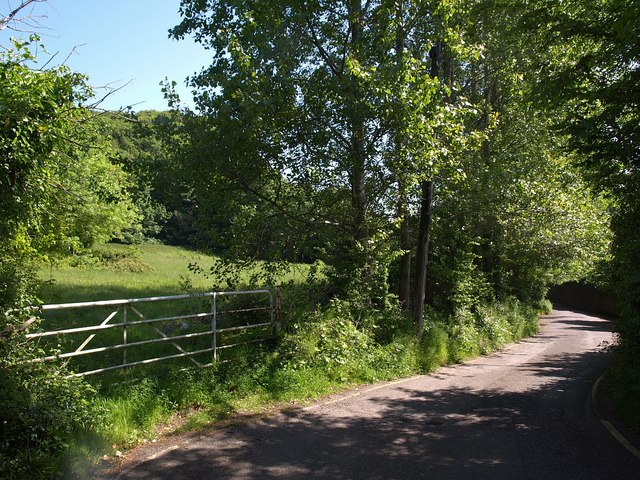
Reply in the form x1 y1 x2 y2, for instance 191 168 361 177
413 41 442 334
395 1 412 311
398 185 411 310
348 0 371 296
350 0 367 245
412 179 434 334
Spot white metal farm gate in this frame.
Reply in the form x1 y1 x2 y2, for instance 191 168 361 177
26 289 280 377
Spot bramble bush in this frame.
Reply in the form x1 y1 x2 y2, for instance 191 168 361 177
0 302 98 480
273 295 540 387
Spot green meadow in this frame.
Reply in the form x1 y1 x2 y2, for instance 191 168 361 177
29 244 541 478
38 244 223 303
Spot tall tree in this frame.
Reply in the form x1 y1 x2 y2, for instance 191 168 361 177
1 35 140 274
171 0 473 302
516 0 639 421
407 0 612 315
412 40 443 332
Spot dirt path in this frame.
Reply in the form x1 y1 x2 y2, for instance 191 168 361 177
101 309 639 479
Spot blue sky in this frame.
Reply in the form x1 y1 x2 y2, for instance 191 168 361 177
1 0 211 111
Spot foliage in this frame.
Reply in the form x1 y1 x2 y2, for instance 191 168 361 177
95 111 175 243
1 36 89 257
0 37 140 259
410 0 613 316
85 245 154 273
419 321 449 371
516 0 639 425
44 141 140 254
276 300 374 379
428 108 611 310
0 37 140 479
608 345 640 429
169 0 482 301
164 1 611 323
0 304 98 480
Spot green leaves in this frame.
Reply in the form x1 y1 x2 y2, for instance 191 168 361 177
170 1 482 299
167 0 612 316
0 38 145 261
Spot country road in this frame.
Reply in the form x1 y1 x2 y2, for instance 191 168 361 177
103 308 640 480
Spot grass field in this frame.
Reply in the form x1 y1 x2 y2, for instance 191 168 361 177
34 244 300 379
37 244 223 304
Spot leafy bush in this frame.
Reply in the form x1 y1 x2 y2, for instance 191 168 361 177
369 335 420 378
609 335 640 429
92 245 154 273
52 245 154 273
0 313 98 480
365 295 415 344
277 300 372 380
476 303 514 351
1 257 99 479
535 298 553 315
447 308 482 362
419 324 450 371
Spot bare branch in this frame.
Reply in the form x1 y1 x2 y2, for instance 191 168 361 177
234 175 349 232
86 80 135 111
0 0 48 31
306 18 344 78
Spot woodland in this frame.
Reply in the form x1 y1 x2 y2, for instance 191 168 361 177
0 0 638 478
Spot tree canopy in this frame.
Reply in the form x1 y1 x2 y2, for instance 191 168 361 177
515 0 639 420
165 0 610 320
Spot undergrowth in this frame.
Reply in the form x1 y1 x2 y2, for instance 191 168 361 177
608 337 640 430
18 246 546 479
61 295 541 478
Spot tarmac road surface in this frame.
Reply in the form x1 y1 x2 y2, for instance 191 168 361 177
103 308 640 479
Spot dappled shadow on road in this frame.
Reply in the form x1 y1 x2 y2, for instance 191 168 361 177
549 307 617 333
110 313 637 480
551 316 614 333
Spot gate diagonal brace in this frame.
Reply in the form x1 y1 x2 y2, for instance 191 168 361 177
74 309 120 353
128 305 204 368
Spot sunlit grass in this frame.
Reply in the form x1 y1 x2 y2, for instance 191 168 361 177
37 244 220 304
37 243 316 304
34 245 541 478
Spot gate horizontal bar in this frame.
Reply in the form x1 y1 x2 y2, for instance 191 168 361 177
41 289 272 311
26 312 215 338
69 347 215 378
217 321 273 333
31 330 213 362
216 336 274 350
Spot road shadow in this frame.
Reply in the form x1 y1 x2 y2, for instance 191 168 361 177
105 313 637 480
551 316 614 333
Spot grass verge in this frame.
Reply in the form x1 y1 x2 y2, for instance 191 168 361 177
29 245 544 479
65 298 541 478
